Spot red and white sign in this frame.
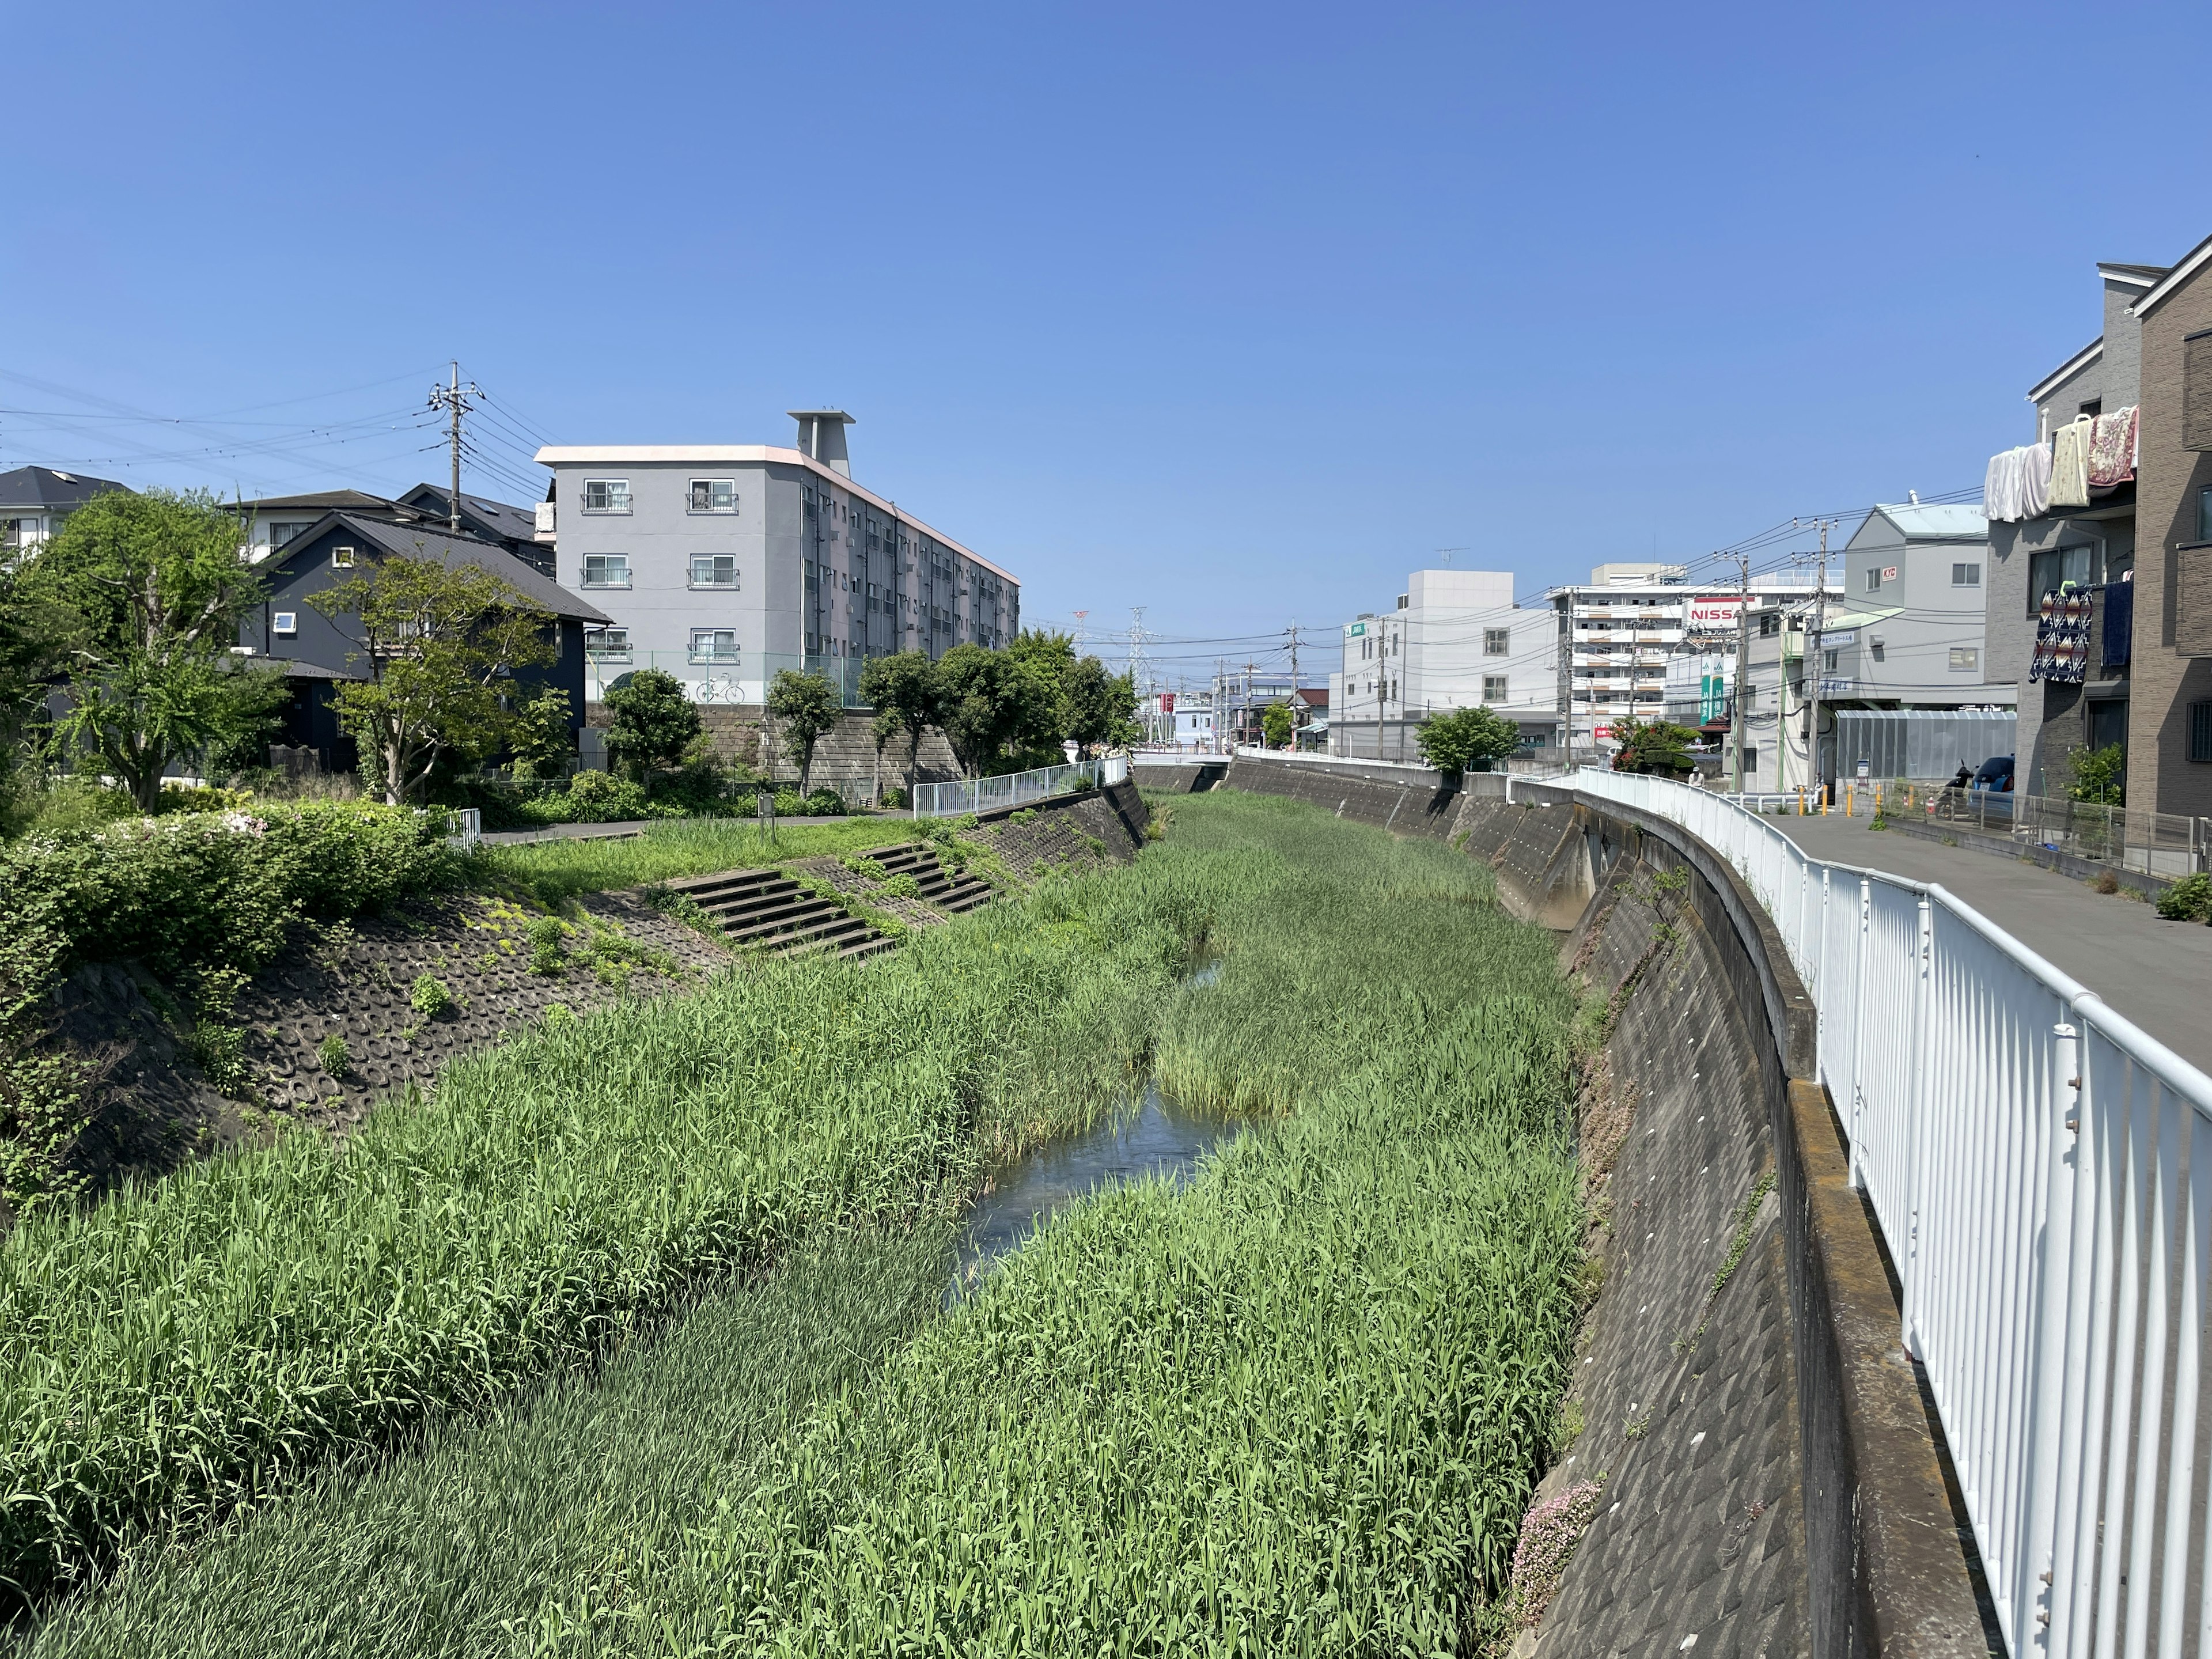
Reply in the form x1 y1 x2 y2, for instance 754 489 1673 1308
1159 692 1175 713
1881 566 1899 582
1686 597 1745 631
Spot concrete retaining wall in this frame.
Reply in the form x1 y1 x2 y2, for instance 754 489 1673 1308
1223 753 1987 1656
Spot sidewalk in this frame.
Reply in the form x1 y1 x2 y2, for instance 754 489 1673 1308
1771 812 2212 1074
479 815 858 847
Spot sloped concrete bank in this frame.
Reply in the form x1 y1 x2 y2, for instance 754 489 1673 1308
1224 755 1986 1656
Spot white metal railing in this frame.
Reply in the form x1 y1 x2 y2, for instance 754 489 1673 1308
1572 766 2212 1657
911 756 1120 819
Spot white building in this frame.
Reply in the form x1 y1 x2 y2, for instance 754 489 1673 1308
1330 569 1556 759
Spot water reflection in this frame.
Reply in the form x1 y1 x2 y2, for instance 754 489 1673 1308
948 1081 1237 1300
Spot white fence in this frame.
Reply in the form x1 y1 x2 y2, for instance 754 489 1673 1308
911 755 1125 819
1573 767 2212 1658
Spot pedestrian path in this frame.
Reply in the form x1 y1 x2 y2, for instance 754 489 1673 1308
1771 812 2212 1074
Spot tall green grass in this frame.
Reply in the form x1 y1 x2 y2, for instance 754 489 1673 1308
0 858 1206 1607
480 817 923 904
10 795 1584 1654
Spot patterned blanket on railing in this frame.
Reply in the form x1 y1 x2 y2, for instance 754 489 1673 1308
2029 588 2093 684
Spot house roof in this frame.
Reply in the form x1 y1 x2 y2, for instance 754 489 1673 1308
2098 262 2170 287
0 464 132 512
1292 687 1330 709
244 488 400 514
2027 336 2103 404
255 657 365 681
396 484 541 544
2134 231 2212 319
287 512 612 623
1869 502 1988 540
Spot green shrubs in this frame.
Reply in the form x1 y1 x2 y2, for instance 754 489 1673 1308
773 786 847 818
0 855 1203 1601
2157 872 2212 922
315 1034 350 1078
187 1025 250 1097
555 769 650 823
878 873 922 899
408 974 452 1018
524 915 567 976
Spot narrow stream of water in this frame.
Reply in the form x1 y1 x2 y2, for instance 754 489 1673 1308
948 958 1233 1299
949 1080 1238 1299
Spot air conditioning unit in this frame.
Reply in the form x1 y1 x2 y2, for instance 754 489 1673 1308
534 502 557 540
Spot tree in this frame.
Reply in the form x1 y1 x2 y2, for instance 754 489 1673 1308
932 644 1020 778
603 669 700 782
1260 699 1295 749
23 488 285 809
859 650 943 793
1060 656 1139 756
2065 743 2126 806
1416 704 1522 777
310 553 555 805
1607 716 1699 777
767 668 842 796
508 685 577 779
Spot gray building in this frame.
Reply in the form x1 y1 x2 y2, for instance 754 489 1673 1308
1984 262 2162 794
1821 501 2010 717
535 411 1018 707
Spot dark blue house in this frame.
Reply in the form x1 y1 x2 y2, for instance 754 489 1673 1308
237 512 611 772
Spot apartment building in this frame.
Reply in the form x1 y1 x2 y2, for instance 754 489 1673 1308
536 411 1018 706
1550 563 1764 752
1821 501 2009 716
1331 569 1556 759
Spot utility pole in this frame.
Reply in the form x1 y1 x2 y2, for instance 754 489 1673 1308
1731 551 1752 794
1806 518 1831 804
427 362 480 532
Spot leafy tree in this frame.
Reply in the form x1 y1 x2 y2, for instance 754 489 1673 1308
310 554 555 805
1260 699 1295 750
23 488 286 809
603 669 700 783
859 650 943 792
508 685 577 779
1607 716 1699 777
932 644 1020 778
1416 704 1522 777
2065 743 2125 806
1061 656 1139 755
767 668 843 796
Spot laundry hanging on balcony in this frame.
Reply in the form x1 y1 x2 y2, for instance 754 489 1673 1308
1983 442 2053 521
2029 587 2093 683
2020 438 2051 517
2048 418 2094 509
2099 577 2133 668
2088 404 2139 487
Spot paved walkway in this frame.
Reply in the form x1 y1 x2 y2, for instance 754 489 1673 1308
1771 813 2212 1074
479 814 865 847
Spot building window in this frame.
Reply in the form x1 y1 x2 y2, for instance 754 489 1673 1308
331 546 356 569
585 627 631 660
689 630 740 664
690 555 738 588
582 555 630 588
1949 647 1979 672
1953 562 1981 586
1864 567 1882 593
2191 702 2212 763
1483 675 1509 702
0 517 40 549
1824 650 1839 673
270 521 313 550
582 479 632 514
2030 544 2096 604
2199 490 2212 545
687 478 737 513
1759 612 1781 637
1484 628 1510 656
272 611 297 636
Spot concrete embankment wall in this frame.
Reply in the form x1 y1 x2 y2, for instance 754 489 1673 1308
1223 755 1986 1656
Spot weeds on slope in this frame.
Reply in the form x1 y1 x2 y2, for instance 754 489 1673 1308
0 857 1207 1610
481 817 911 906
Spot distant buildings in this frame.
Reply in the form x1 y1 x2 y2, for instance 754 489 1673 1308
0 465 130 555
535 411 1018 709
1330 569 1555 759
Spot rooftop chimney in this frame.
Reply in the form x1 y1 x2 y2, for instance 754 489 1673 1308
788 409 854 477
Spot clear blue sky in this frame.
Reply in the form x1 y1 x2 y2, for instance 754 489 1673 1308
7 1 2209 685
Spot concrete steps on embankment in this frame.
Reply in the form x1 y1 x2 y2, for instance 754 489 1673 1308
664 867 897 961
868 843 996 914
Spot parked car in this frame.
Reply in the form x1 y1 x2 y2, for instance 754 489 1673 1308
1969 754 2015 793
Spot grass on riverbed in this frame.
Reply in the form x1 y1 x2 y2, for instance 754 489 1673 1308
0 855 1205 1609
479 817 921 905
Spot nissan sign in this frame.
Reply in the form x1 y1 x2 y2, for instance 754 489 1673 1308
1686 597 1744 631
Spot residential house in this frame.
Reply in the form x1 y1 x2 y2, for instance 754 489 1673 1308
1820 501 2009 719
0 465 130 555
234 512 610 774
1983 261 2158 794
243 485 553 575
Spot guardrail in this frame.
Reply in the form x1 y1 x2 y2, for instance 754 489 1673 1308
1573 767 2212 1657
911 755 1125 819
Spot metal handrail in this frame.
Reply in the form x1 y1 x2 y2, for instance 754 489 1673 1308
1570 766 2212 1654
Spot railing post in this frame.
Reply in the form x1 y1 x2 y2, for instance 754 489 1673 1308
1847 874 1872 1191
1899 891 1936 1354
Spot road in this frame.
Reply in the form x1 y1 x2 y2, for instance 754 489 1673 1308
1771 813 2212 1074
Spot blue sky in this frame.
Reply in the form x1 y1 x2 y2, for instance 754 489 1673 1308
7 1 2210 685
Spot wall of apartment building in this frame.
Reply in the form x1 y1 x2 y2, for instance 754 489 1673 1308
1830 518 1999 711
2134 268 2212 817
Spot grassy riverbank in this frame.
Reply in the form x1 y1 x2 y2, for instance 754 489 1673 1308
13 793 1583 1655
479 816 923 906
